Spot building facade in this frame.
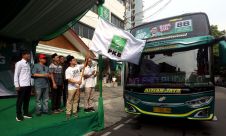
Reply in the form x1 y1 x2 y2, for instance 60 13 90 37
125 0 144 30
72 0 126 47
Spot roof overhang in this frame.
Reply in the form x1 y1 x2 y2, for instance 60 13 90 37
63 29 96 58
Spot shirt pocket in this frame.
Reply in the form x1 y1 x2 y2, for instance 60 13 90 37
21 64 30 73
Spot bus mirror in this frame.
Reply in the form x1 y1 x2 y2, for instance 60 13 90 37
219 40 226 65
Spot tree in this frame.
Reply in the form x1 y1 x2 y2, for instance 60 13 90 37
211 25 226 56
210 25 226 75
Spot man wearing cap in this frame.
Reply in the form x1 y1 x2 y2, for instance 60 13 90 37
14 49 33 121
32 54 50 116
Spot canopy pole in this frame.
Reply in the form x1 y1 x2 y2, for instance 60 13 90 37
97 3 104 130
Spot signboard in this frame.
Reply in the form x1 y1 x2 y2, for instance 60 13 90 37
98 6 110 21
131 13 210 43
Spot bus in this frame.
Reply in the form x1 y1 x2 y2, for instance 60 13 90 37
123 12 226 120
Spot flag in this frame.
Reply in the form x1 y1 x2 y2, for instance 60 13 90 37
90 18 145 64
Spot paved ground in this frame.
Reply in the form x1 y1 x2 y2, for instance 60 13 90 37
95 86 226 136
80 86 129 128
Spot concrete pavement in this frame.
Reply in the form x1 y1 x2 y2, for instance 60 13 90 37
80 86 129 128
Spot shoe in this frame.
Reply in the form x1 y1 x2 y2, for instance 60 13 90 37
74 113 78 118
57 109 64 112
16 115 24 122
66 114 70 120
84 108 90 112
42 111 52 115
23 114 33 119
89 107 95 112
53 110 60 114
36 113 42 116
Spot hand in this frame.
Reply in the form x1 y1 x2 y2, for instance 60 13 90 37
15 87 20 91
53 83 57 89
77 80 82 85
92 71 95 75
93 70 97 77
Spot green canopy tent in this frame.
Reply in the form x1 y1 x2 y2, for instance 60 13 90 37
0 0 100 41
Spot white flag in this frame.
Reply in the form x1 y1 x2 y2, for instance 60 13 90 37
90 18 145 64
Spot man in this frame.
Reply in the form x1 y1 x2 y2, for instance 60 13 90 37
32 54 50 116
65 55 85 119
49 53 64 113
84 58 97 112
59 55 67 107
14 49 32 121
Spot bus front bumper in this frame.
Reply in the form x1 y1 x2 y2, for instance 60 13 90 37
125 102 214 120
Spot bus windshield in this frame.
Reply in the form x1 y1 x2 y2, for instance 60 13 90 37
127 46 211 86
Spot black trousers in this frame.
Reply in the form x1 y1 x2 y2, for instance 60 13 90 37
62 80 68 107
16 86 31 116
51 85 62 111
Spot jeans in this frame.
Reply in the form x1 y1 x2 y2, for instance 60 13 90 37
16 86 31 117
35 87 49 113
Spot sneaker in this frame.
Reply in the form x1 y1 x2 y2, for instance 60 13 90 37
89 108 95 112
57 109 64 112
42 111 52 115
84 108 90 112
36 113 42 117
16 115 24 122
66 114 71 120
23 114 33 119
53 110 60 114
74 113 78 118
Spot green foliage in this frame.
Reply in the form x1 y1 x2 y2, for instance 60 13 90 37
211 25 226 57
211 25 226 75
210 25 225 37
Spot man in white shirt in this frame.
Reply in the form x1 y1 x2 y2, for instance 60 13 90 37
14 50 33 121
65 55 85 120
84 58 97 112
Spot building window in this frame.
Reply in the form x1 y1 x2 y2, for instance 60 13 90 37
72 22 95 40
117 0 124 4
90 4 98 14
111 14 124 29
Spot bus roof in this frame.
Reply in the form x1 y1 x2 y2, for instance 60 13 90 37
130 12 213 52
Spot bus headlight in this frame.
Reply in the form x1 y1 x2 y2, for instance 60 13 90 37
186 96 213 108
125 94 141 104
